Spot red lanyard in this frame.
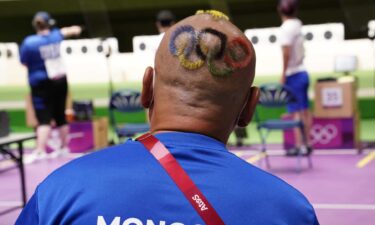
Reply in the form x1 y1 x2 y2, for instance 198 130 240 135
137 133 225 225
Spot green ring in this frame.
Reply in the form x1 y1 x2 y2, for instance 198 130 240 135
207 49 233 77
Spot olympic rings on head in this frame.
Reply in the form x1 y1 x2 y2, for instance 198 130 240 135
169 25 196 56
224 37 252 69
196 28 227 60
169 25 252 76
196 10 230 21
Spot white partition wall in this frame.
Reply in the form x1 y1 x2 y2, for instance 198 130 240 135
113 52 154 81
244 23 345 45
244 27 281 46
302 23 345 42
0 43 27 86
244 23 374 76
132 34 162 53
61 38 120 84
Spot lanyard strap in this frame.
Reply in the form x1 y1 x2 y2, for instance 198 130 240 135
137 133 225 225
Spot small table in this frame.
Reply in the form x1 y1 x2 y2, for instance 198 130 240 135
0 133 36 214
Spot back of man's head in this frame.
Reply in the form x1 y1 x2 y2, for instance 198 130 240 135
142 10 258 142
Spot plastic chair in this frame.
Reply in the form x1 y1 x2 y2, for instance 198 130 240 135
109 90 150 143
255 83 313 172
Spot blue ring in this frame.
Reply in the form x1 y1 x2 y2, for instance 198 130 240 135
169 25 197 56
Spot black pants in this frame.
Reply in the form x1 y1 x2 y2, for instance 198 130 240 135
31 77 68 127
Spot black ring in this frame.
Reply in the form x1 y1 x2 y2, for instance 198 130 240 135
196 28 227 60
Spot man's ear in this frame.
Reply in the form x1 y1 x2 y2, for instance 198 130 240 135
237 86 260 127
141 66 154 108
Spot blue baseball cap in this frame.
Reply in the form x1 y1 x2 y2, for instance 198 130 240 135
32 11 56 28
33 11 52 23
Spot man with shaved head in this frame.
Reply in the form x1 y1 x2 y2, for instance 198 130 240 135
16 11 318 225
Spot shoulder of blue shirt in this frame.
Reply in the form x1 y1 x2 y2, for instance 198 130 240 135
35 135 318 223
21 28 62 46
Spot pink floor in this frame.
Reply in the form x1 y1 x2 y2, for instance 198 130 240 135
1 147 375 225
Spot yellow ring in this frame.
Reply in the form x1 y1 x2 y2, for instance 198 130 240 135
177 45 205 70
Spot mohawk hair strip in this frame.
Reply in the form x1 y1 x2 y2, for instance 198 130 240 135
196 10 230 21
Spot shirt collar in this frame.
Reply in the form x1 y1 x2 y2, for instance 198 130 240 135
153 131 226 151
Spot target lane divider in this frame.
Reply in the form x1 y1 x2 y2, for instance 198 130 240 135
0 201 23 207
246 152 267 164
233 151 245 158
0 159 14 169
313 203 375 210
356 151 375 169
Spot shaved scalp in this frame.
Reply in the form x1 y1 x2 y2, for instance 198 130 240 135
168 11 252 77
146 11 257 142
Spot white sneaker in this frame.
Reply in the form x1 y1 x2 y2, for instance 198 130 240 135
24 151 47 164
49 147 70 159
60 147 70 156
23 154 37 164
37 152 48 160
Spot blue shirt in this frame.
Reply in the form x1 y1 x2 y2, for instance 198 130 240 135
16 132 319 225
20 29 64 86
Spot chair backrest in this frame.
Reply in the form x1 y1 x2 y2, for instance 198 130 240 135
0 111 10 138
258 83 297 108
109 90 144 113
254 83 299 124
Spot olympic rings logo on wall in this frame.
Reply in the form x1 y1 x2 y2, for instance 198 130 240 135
310 124 338 145
169 25 252 77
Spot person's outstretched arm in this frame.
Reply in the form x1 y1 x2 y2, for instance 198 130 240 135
60 25 82 38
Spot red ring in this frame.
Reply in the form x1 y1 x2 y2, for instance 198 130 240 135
224 37 252 69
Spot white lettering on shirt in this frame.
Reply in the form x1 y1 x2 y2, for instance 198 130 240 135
39 43 66 79
191 194 208 211
146 220 166 225
123 217 143 225
39 43 61 60
97 216 121 225
97 216 199 225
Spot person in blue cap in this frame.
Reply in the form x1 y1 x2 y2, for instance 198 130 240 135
16 11 319 225
20 11 82 163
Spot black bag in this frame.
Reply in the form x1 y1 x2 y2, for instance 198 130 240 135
0 111 10 138
73 100 94 121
